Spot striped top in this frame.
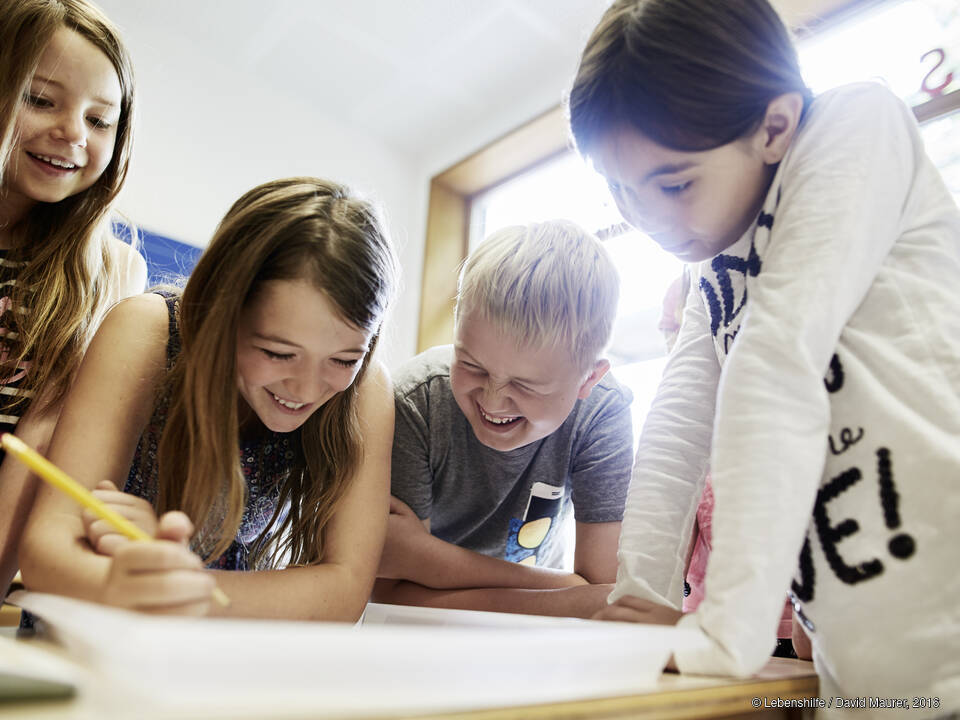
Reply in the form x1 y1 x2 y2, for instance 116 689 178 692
0 250 31 460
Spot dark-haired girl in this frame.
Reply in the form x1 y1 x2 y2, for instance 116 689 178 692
570 0 959 712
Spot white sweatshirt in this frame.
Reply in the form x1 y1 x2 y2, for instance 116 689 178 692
612 82 960 717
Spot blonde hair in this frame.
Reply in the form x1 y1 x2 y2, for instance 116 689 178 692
455 220 618 372
157 177 398 568
0 0 137 412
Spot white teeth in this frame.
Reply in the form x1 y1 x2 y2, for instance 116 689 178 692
480 408 519 425
272 392 305 410
31 153 78 169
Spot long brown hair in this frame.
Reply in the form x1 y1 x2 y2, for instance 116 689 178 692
0 0 136 411
568 0 812 154
157 177 398 568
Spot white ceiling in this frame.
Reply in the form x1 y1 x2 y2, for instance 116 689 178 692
98 0 613 166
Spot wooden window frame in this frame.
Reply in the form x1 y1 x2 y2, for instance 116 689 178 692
417 106 570 351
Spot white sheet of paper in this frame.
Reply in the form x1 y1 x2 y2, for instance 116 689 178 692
10 591 708 719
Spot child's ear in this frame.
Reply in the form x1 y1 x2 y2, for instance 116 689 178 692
577 359 611 400
756 92 805 165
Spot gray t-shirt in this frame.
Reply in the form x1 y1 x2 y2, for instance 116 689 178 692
392 345 634 569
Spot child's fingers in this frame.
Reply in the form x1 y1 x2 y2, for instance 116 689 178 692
85 490 159 537
104 541 215 614
156 511 194 544
114 539 204 572
91 488 150 511
116 570 215 610
82 505 158 551
83 515 130 555
94 480 120 492
92 532 128 557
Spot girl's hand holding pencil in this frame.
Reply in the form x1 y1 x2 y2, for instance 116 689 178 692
82 480 160 555
100 522 217 616
0 433 230 613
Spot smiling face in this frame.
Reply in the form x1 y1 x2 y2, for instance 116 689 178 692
2 27 121 223
589 125 775 263
450 312 608 452
236 278 374 434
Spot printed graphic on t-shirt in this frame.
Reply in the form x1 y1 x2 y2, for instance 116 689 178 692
790 350 918 633
504 482 563 566
696 187 781 365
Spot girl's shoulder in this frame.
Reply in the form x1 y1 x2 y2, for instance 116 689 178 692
811 82 907 119
801 82 915 145
787 82 919 174
96 293 171 363
74 293 171 408
354 358 394 425
358 358 391 398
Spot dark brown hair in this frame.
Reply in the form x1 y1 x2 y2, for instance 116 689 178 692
568 0 812 154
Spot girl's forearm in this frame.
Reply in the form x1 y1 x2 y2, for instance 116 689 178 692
208 562 376 622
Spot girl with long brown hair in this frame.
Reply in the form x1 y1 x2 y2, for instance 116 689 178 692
0 0 146 595
21 177 397 620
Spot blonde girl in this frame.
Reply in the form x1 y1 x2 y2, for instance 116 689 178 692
21 177 397 620
0 0 146 595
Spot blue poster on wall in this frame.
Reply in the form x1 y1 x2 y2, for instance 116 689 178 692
113 221 203 288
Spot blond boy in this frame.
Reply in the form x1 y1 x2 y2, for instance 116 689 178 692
373 220 633 617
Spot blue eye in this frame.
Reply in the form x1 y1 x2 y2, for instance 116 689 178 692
661 181 692 195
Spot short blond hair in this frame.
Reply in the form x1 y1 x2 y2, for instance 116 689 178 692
455 220 618 372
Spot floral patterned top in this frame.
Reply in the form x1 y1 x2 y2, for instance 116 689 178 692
124 293 297 570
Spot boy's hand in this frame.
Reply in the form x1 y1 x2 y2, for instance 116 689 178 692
83 480 160 554
378 496 431 580
592 594 683 625
100 519 213 615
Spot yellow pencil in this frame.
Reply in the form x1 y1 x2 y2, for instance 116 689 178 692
1 432 230 607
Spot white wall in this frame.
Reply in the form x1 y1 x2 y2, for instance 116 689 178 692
98 2 429 371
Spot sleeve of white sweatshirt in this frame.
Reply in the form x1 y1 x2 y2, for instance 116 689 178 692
674 83 921 676
610 276 719 610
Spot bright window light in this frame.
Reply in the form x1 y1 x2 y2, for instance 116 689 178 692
798 0 959 104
